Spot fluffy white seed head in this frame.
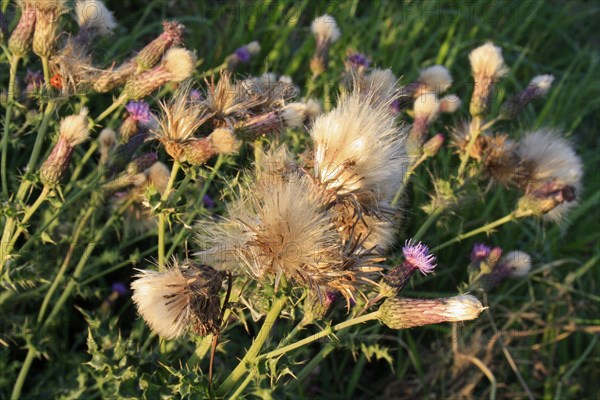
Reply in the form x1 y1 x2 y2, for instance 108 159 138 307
362 68 398 106
311 14 341 44
75 0 117 35
164 48 197 82
439 94 462 113
414 93 440 122
517 130 583 189
59 108 90 146
501 251 532 278
469 42 509 81
281 102 308 128
529 74 554 96
131 262 224 339
311 91 407 199
209 127 240 154
444 294 486 321
305 98 323 119
419 65 453 93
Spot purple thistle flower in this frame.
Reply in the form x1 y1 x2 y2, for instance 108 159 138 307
390 98 401 116
126 101 152 123
234 46 252 63
203 194 215 209
111 282 128 295
190 89 204 102
347 53 370 68
402 239 436 274
325 291 337 304
471 243 492 261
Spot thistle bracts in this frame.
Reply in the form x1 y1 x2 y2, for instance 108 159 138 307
8 0 37 58
40 109 90 186
379 295 485 329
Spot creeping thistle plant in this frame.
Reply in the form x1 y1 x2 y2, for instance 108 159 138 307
0 4 586 399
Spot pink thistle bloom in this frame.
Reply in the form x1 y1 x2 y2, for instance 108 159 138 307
471 243 492 261
126 101 152 123
402 239 437 274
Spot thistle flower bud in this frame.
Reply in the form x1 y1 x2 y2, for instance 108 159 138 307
120 101 152 142
226 40 261 68
409 93 440 150
439 94 461 113
32 0 67 58
92 61 137 93
379 295 484 330
209 127 239 154
182 138 215 166
73 0 116 49
301 289 337 326
126 153 158 175
144 161 170 194
131 260 225 339
8 1 37 58
516 180 577 217
234 110 281 139
40 109 90 186
422 133 445 158
124 48 197 100
382 240 437 296
500 74 554 119
135 21 185 71
310 14 340 77
469 42 508 117
98 128 116 165
418 65 453 94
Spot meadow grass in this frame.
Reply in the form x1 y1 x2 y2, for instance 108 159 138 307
1 0 598 398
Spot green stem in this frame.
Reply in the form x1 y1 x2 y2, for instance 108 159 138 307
457 117 483 179
96 95 127 123
41 57 51 89
412 207 445 243
6 186 51 255
216 293 288 397
43 198 134 328
10 343 36 400
432 211 529 252
158 161 181 270
2 55 20 195
258 311 380 361
37 202 95 323
392 154 427 207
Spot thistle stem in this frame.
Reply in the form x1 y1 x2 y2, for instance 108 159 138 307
5 185 51 256
216 293 287 397
2 55 20 196
413 206 445 243
392 154 427 207
457 116 483 179
41 56 51 89
10 342 36 400
96 95 127 123
432 211 531 252
258 311 380 361
158 161 181 270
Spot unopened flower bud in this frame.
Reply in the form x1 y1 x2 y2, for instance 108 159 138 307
40 109 90 186
108 132 147 173
135 21 185 71
32 0 66 58
310 14 340 77
301 289 337 326
379 295 484 330
500 74 554 119
517 181 577 217
469 42 508 117
93 61 137 93
98 128 116 165
182 137 214 166
422 133 445 158
8 1 36 58
126 153 159 175
124 48 196 100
